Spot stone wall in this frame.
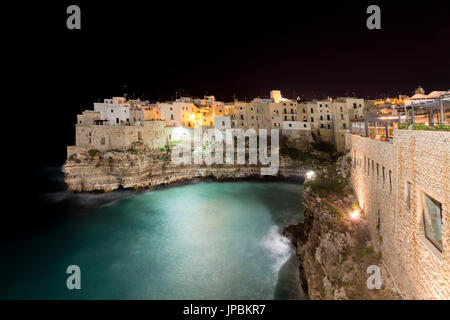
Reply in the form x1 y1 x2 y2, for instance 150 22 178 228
346 130 450 299
71 120 166 155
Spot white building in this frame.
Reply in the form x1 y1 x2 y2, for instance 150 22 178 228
93 98 130 126
214 116 231 130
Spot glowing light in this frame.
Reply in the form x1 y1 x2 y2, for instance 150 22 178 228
189 114 196 121
350 209 360 220
305 171 315 180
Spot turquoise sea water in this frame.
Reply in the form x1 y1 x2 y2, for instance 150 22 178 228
1 181 305 299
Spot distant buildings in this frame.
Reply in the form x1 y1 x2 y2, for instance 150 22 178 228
69 87 449 156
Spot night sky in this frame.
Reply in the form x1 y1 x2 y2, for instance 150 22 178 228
8 1 450 166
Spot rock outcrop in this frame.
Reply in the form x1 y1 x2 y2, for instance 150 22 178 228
284 156 401 299
62 149 314 192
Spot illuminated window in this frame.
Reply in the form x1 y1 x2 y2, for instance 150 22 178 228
422 193 442 251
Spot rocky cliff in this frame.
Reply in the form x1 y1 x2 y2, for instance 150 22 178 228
283 157 401 299
62 149 314 192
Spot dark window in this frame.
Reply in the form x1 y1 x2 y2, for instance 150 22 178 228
343 123 347 129
389 170 392 192
407 182 412 210
422 193 442 251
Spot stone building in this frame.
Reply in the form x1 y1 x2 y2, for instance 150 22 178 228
301 99 334 143
230 101 268 129
332 97 365 153
346 130 450 299
69 106 166 157
160 101 196 127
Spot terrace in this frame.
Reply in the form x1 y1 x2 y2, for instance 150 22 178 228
351 95 450 141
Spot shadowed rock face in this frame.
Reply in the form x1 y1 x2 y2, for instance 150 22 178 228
283 157 401 300
62 150 313 193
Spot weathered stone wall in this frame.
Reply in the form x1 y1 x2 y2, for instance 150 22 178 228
281 129 313 151
72 120 166 154
347 130 450 299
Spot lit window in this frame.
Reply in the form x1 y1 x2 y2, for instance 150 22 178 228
422 193 442 251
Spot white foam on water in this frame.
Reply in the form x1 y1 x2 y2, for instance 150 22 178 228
260 225 294 273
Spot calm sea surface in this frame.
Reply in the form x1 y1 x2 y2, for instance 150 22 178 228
1 169 305 299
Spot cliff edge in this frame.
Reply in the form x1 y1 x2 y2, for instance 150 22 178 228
284 156 401 299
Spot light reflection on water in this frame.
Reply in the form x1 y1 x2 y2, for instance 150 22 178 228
1 181 305 300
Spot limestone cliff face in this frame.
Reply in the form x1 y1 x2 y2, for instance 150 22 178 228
284 157 400 300
62 150 311 192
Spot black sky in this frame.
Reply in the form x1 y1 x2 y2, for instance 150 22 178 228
7 0 450 166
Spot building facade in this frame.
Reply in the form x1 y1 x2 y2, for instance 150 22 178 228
347 130 450 299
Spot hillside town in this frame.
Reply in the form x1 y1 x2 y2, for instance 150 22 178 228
69 87 450 158
63 86 450 300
